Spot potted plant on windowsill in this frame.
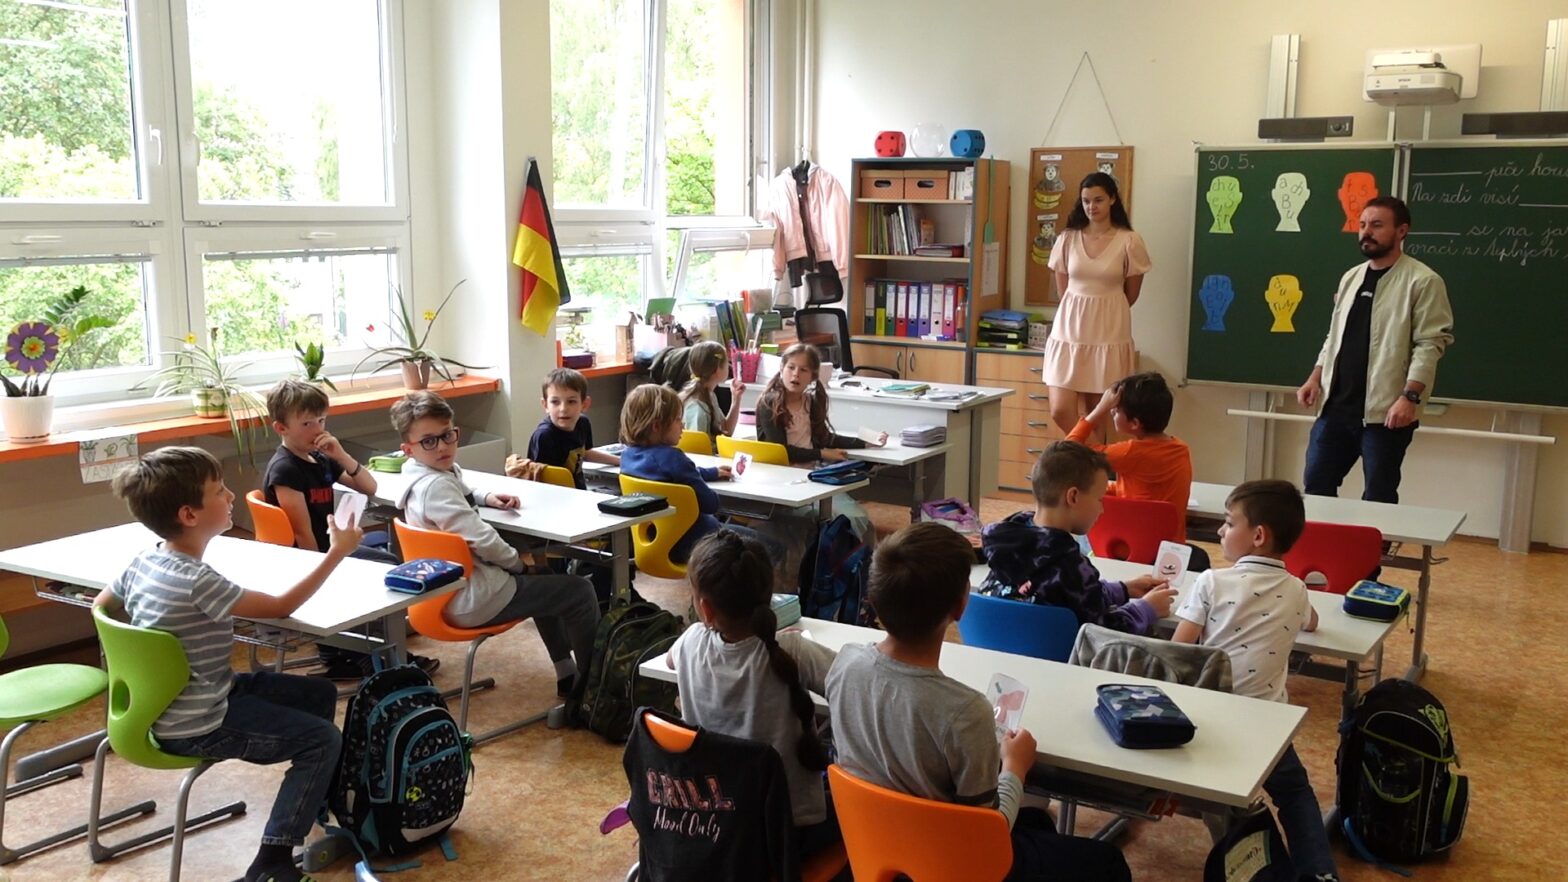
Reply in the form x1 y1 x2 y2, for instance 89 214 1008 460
294 340 338 391
355 280 484 390
1 286 114 443
132 327 266 464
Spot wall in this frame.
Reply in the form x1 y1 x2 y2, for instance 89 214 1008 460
811 0 1568 546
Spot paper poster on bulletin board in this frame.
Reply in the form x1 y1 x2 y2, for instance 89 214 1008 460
1023 146 1135 305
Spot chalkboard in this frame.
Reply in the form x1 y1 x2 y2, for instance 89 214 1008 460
1402 143 1568 409
1185 146 1399 389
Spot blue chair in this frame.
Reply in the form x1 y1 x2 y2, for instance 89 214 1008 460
957 592 1080 663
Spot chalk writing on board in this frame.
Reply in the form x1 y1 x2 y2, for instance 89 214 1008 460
1405 151 1568 269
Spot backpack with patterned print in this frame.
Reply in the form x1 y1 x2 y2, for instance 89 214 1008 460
326 664 472 866
1336 678 1468 866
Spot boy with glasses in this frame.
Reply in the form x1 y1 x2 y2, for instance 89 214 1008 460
390 391 599 698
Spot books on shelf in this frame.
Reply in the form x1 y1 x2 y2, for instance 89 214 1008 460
860 278 967 341
950 167 976 201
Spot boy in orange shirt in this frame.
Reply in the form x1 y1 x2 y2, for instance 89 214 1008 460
1068 372 1209 571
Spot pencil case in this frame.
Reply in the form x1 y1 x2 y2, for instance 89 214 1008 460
597 492 669 516
384 558 465 595
771 593 801 629
368 452 407 473
1094 684 1196 749
1343 580 1410 622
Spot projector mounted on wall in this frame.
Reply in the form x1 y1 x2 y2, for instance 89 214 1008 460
1363 44 1481 107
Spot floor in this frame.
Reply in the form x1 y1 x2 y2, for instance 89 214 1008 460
4 492 1562 881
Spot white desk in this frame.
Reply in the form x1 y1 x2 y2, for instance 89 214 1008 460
734 423 951 519
361 467 667 595
640 618 1305 812
739 377 1012 510
1187 480 1464 682
968 559 1400 722
584 452 869 522
0 523 436 662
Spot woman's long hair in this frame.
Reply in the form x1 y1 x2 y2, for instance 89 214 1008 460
1065 171 1133 231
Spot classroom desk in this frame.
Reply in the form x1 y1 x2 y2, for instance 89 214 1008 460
967 559 1400 723
0 523 433 662
583 452 869 522
1186 481 1465 683
362 467 668 596
739 377 1011 510
640 617 1305 813
733 423 951 520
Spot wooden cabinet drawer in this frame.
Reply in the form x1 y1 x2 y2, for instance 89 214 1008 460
1001 432 1052 463
1001 408 1062 438
999 458 1035 490
975 352 1046 385
1001 381 1052 414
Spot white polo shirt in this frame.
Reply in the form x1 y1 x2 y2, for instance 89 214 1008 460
1174 555 1313 702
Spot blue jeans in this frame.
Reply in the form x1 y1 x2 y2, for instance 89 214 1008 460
1303 413 1417 504
160 672 341 847
1264 743 1338 879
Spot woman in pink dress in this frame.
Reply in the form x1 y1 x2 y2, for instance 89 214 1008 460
1043 172 1152 433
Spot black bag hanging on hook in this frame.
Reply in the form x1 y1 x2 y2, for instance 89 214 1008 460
795 163 844 305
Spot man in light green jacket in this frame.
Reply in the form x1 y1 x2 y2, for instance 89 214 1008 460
1296 196 1455 504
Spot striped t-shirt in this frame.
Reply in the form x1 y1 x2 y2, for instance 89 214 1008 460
108 547 245 739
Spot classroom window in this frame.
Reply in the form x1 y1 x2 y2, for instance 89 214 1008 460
560 247 654 324
0 0 410 407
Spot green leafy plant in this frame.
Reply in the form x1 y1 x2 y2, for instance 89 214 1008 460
132 327 266 465
1 285 115 397
354 280 484 383
293 340 338 391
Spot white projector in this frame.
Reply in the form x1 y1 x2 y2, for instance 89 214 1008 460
1364 51 1463 105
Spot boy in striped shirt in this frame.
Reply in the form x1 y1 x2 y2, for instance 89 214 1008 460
95 447 360 882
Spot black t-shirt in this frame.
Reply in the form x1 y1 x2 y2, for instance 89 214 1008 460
526 414 593 488
1326 265 1390 422
263 445 344 550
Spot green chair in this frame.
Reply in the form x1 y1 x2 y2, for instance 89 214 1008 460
0 613 155 865
88 606 247 882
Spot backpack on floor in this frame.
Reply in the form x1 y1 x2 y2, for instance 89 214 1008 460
573 598 684 742
326 664 472 870
1336 678 1469 866
798 514 875 626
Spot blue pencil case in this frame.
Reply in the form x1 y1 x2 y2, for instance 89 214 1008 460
384 558 465 595
1094 684 1196 749
1342 580 1410 622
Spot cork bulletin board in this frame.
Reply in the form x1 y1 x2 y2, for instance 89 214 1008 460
1024 145 1135 305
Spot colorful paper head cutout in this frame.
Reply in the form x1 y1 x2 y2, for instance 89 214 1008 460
1338 172 1378 233
1265 274 1303 333
1271 172 1310 232
1198 274 1235 331
1206 176 1242 234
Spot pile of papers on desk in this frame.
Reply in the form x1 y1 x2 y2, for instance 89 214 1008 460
901 424 946 447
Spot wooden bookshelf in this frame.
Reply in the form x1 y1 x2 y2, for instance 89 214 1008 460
847 157 1010 384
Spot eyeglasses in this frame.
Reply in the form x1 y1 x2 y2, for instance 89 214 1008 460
415 427 460 451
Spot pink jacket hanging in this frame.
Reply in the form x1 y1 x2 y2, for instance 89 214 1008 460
766 165 851 284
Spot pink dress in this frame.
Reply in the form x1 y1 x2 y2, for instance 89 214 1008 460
1043 228 1152 392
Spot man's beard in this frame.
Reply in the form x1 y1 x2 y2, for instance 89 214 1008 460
1360 237 1393 260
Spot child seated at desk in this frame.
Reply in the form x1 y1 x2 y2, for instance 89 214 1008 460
979 440 1175 634
680 340 747 446
827 523 1132 882
393 391 599 698
526 367 620 489
1066 372 1209 571
97 446 359 882
665 529 840 859
1171 480 1337 882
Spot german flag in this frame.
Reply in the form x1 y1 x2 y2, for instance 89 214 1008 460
513 159 570 335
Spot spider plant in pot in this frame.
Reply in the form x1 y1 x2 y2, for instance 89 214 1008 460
133 327 267 464
355 280 484 390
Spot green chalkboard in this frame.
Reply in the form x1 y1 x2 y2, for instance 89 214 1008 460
1403 143 1568 409
1185 146 1399 389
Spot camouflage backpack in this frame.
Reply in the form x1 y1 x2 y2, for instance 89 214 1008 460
573 598 684 742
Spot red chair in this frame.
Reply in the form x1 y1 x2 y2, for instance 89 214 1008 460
1283 521 1383 595
1088 496 1182 564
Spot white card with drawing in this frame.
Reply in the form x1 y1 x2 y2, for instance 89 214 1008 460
334 491 367 530
730 450 754 482
856 426 888 446
987 672 1028 741
1153 541 1193 583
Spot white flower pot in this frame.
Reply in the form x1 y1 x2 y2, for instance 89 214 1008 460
0 395 55 443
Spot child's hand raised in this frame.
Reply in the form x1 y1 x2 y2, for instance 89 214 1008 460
314 431 347 461
326 511 363 557
1091 384 1123 419
728 375 746 396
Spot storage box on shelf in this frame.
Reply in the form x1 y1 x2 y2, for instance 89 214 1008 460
848 157 1010 385
975 350 1058 491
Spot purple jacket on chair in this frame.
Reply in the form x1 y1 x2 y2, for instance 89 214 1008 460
978 510 1158 636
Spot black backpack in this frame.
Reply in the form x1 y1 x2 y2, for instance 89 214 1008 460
798 514 875 626
326 665 471 870
1336 678 1468 866
573 598 684 742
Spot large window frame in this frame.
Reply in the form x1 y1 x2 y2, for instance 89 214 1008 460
0 0 412 409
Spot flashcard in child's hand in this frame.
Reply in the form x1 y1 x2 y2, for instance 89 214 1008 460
334 491 367 530
1153 541 1193 583
856 426 889 446
731 450 754 481
987 673 1028 741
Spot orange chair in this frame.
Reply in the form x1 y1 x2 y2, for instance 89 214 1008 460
244 489 295 547
393 519 551 745
624 713 848 882
1088 496 1183 564
1283 521 1384 595
828 764 1012 882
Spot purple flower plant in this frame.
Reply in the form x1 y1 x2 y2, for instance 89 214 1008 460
5 322 59 374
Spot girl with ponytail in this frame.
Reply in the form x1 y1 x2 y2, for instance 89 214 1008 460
664 528 842 856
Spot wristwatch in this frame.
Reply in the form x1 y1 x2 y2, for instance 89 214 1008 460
1402 389 1422 404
